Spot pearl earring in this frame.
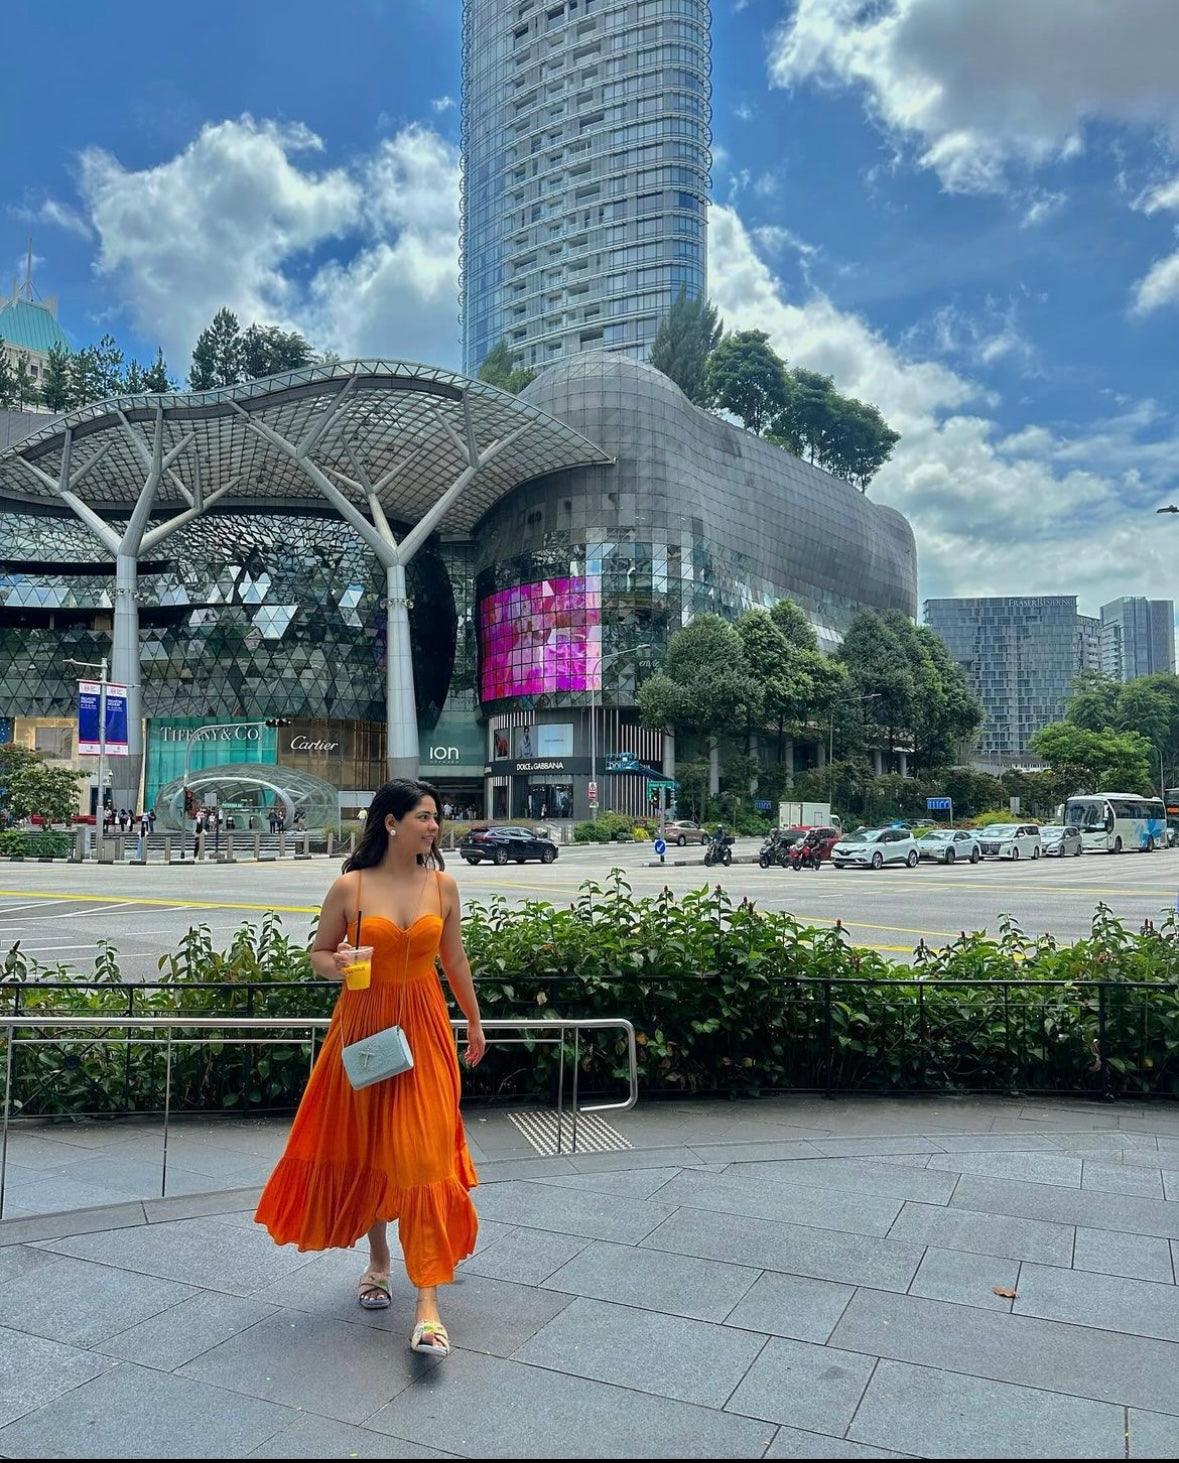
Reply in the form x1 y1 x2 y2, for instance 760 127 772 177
388 827 397 839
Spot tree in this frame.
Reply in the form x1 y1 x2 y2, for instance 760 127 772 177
1067 671 1121 731
94 333 124 399
825 395 900 490
477 338 536 395
40 345 71 410
768 367 836 461
648 288 722 406
190 308 243 389
638 615 762 795
67 346 104 406
1031 723 1154 793
121 359 146 394
705 330 789 435
142 348 175 393
240 323 313 380
0 342 17 409
0 745 84 824
768 369 900 491
836 610 915 756
13 356 38 409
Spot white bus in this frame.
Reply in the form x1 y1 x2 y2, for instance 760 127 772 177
1063 793 1168 853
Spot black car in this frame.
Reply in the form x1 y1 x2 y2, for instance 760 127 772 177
460 825 559 865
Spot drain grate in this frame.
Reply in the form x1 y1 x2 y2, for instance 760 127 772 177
506 1109 632 1156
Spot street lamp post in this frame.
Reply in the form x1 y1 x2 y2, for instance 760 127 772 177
64 656 110 860
589 643 654 820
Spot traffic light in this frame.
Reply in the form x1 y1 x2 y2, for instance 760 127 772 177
265 718 292 729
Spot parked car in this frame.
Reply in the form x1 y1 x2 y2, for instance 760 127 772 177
1038 824 1084 858
831 827 920 869
460 825 558 865
976 824 1042 860
917 829 981 864
665 818 709 847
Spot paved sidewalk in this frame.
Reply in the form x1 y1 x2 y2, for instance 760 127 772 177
3 1095 1179 1456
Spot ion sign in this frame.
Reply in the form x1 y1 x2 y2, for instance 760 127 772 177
78 680 129 757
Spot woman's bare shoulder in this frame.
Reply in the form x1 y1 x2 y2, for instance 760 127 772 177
325 869 361 904
437 868 460 901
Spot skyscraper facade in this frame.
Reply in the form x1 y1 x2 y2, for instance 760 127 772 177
460 0 711 375
924 596 1090 758
1099 597 1177 681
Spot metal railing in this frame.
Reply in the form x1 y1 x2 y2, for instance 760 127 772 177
0 1014 638 1218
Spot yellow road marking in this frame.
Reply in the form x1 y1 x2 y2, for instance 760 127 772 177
0 889 320 916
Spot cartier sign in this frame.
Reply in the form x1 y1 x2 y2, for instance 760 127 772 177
289 735 339 754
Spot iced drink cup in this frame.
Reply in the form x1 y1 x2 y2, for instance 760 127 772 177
343 945 374 991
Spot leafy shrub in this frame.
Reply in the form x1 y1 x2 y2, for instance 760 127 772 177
573 811 634 843
4 881 1179 1117
0 830 72 858
974 810 1041 828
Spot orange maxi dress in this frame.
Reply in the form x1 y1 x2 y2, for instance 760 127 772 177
254 871 478 1287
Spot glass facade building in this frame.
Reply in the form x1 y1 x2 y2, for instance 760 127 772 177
461 0 711 374
924 595 1090 758
1099 596 1176 681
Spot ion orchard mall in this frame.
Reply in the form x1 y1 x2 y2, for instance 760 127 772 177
0 352 917 825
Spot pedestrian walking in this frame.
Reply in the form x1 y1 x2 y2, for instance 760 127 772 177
255 778 485 1357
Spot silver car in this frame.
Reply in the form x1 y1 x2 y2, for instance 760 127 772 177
976 824 1043 861
1039 824 1084 857
831 827 920 870
917 829 981 865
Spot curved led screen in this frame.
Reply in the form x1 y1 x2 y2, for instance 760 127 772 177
479 575 601 701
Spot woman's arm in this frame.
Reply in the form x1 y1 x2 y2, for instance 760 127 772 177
308 873 357 982
437 872 485 1065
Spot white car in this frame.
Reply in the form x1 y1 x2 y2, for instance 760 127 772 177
917 829 981 865
1039 824 1084 858
976 824 1042 861
831 827 920 869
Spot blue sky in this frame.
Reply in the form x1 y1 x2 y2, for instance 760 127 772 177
3 0 1179 623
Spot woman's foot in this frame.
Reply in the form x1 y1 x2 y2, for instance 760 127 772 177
358 1268 391 1310
411 1289 450 1355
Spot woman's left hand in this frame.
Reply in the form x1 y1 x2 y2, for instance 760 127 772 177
464 1021 486 1066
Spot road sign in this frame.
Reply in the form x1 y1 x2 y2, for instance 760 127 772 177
646 777 678 790
606 753 639 772
587 781 598 803
654 837 667 857
926 796 952 811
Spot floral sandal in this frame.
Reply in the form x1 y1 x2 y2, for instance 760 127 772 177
410 1319 451 1356
357 1269 392 1310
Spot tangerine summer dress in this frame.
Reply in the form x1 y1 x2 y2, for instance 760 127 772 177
254 870 479 1287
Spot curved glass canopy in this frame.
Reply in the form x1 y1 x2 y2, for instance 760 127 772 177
154 760 339 831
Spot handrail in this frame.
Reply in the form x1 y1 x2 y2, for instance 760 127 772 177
0 1014 638 1218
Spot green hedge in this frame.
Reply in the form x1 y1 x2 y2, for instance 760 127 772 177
3 877 1179 1118
0 830 72 858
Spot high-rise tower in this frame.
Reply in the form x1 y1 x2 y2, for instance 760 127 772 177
461 0 711 375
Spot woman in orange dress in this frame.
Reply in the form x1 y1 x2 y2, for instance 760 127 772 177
254 778 484 1356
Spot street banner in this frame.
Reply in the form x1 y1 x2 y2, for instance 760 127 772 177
78 680 129 757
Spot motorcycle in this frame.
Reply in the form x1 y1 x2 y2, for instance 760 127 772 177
703 829 734 867
757 829 792 868
788 836 824 871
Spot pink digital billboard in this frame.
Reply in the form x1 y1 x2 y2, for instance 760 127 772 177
479 575 602 701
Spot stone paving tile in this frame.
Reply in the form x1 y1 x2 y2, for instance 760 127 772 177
724 1334 876 1434
0 1243 56 1286
566 1145 707 1173
0 1133 101 1170
952 1173 1179 1239
722 1270 855 1345
1126 1408 1179 1459
804 1136 948 1158
728 1158 958 1205
2 1174 149 1215
0 1199 147 1246
513 1295 767 1409
848 1357 1125 1458
32 1153 227 1198
0 1323 114 1429
928 1131 1066 1153
177 1309 440 1423
925 1151 1083 1187
1082 1160 1165 1197
764 1425 916 1458
1015 1261 1179 1342
245 1413 461 1458
269 1246 574 1357
687 1140 818 1164
1073 1225 1174 1283
541 1238 759 1322
363 1348 778 1457
475 1156 580 1182
652 1168 903 1237
829 1288 1179 1415
94 1291 279 1372
36 1213 323 1296
907 1246 1020 1311
531 1166 682 1199
642 1206 925 1292
460 1227 589 1286
143 1186 263 1224
0 1251 193 1345
470 1179 674 1243
1162 1170 1179 1200
0 1360 297 1458
886 1201 1073 1266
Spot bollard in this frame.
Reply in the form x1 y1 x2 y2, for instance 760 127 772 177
134 835 148 866
326 830 334 857
164 835 173 864
278 830 286 859
196 830 206 862
223 832 235 863
295 830 311 860
70 827 86 863
349 831 357 855
253 830 261 861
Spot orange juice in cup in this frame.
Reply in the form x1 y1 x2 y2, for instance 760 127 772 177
343 945 374 990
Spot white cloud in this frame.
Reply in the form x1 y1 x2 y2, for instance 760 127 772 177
1131 173 1179 314
734 103 754 122
1020 190 1066 229
708 202 1179 610
431 95 456 114
75 115 460 370
769 0 1179 195
12 197 94 240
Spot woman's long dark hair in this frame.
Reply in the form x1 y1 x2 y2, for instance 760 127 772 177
343 778 446 872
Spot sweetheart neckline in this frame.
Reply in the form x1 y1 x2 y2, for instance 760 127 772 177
360 913 444 935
